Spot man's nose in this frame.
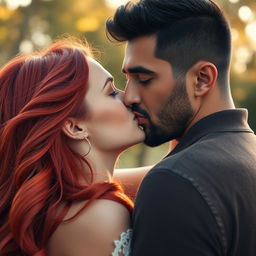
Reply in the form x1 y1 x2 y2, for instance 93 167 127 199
124 82 141 107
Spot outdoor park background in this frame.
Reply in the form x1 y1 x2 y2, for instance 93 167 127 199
0 0 255 168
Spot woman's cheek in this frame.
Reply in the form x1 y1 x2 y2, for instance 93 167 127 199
91 103 129 125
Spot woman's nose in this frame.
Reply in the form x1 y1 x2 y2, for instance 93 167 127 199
117 89 125 101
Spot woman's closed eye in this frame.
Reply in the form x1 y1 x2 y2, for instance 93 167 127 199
104 80 119 97
109 90 119 97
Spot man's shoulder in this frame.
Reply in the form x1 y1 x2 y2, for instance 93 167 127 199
149 137 214 174
144 130 256 195
142 129 256 205
152 130 256 174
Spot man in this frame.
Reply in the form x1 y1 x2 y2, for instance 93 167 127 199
107 0 256 255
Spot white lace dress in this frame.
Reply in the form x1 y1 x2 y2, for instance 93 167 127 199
112 229 133 256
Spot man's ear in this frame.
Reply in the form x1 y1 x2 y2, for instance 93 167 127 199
190 61 218 97
62 117 88 139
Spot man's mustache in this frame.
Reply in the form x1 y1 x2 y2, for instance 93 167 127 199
131 104 150 119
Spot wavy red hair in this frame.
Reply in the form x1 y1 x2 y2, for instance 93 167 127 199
0 39 133 256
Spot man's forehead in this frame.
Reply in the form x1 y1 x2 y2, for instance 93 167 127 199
123 35 157 70
122 57 154 73
126 35 156 54
123 37 174 76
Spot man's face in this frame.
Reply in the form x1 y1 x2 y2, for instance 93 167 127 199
122 35 194 146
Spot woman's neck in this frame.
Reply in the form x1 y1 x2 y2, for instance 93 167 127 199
85 149 120 183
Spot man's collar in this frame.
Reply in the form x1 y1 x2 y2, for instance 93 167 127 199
168 109 253 157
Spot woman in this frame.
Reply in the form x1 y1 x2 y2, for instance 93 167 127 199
0 38 145 256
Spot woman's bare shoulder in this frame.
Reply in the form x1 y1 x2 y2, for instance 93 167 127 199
47 199 131 256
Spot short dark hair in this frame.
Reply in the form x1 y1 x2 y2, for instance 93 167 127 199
106 0 231 84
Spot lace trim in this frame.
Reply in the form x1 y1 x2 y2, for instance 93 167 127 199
112 228 133 256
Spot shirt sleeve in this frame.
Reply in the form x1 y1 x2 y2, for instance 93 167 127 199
131 168 224 256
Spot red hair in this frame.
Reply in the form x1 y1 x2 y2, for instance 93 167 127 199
0 40 133 256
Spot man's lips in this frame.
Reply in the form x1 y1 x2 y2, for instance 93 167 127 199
133 112 148 125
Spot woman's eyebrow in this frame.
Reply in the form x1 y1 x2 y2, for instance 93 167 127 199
102 77 114 90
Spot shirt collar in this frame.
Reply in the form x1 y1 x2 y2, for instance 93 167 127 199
167 109 253 157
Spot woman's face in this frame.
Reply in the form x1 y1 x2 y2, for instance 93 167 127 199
84 58 145 152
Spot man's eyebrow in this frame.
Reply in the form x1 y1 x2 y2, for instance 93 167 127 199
102 77 113 90
122 66 155 74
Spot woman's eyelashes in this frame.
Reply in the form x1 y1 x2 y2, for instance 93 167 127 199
107 83 119 97
109 90 119 97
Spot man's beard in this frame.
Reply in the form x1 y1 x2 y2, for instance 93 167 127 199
144 78 194 147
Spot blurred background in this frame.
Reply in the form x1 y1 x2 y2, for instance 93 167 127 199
0 0 255 167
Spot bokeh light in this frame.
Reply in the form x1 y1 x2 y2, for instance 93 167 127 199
19 39 33 53
238 6 254 23
76 17 100 32
105 0 129 8
4 0 32 10
246 21 256 44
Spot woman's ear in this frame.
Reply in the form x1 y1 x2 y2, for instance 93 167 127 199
190 61 218 97
62 117 88 140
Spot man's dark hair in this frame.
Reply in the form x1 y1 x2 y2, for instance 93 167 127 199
106 0 231 85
